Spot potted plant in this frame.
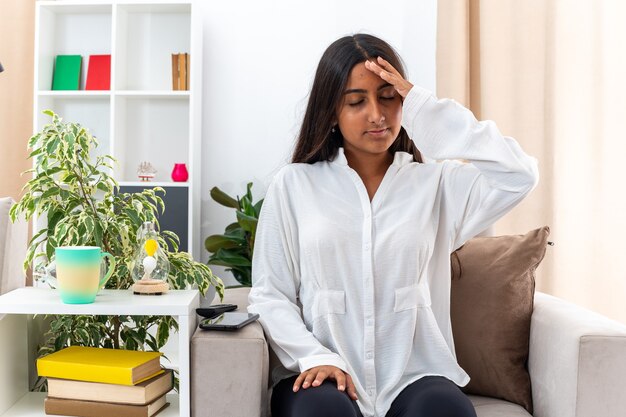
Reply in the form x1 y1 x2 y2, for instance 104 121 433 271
10 111 224 390
204 183 263 287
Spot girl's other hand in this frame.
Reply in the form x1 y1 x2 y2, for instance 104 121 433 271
293 365 358 400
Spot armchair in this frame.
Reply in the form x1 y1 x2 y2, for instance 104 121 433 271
191 288 626 417
0 197 27 296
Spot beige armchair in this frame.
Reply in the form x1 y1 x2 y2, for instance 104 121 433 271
0 197 27 296
191 287 626 417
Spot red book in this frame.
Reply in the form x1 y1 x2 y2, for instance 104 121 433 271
86 54 111 90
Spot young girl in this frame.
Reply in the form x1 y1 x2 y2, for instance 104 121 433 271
248 34 538 417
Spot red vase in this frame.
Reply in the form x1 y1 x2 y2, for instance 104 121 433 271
171 163 189 182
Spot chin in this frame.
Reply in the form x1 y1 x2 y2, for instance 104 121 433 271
363 142 394 155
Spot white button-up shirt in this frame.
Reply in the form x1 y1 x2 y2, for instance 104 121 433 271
248 85 539 417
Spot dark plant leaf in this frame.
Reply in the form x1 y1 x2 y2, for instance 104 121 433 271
236 211 258 234
253 198 264 216
210 187 239 209
224 222 240 233
204 234 244 253
208 248 251 267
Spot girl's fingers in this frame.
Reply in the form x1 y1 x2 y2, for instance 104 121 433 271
365 59 413 98
294 367 357 398
346 373 358 400
293 372 307 392
365 60 399 87
311 369 328 387
303 371 317 388
365 60 392 80
377 56 402 77
334 370 347 391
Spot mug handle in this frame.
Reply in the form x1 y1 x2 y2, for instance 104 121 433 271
34 261 58 289
99 252 117 289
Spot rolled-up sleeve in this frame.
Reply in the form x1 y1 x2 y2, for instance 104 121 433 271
402 86 539 249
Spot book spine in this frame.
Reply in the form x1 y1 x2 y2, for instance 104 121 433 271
172 53 179 91
179 53 187 91
45 397 149 417
38 361 133 385
185 53 189 90
46 370 172 405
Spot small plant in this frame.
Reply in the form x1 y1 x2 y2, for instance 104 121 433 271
204 183 263 287
10 111 224 390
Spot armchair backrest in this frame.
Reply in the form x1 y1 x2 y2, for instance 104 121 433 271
0 197 27 295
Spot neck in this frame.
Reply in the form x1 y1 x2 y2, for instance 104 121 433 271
344 148 393 180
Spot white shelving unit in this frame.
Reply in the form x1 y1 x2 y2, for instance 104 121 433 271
33 0 203 258
0 288 199 417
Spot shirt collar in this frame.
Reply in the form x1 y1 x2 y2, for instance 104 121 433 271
331 147 414 167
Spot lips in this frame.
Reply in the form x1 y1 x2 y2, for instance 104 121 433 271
366 128 389 137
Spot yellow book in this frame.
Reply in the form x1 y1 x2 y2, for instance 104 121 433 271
37 346 163 386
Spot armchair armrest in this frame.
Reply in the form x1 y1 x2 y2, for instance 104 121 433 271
529 292 626 417
191 288 269 417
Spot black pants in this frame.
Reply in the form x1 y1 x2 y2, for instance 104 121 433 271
271 375 477 417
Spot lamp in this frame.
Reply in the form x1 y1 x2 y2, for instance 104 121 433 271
130 221 170 295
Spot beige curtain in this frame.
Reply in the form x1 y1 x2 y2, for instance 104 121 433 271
437 0 626 324
0 0 35 200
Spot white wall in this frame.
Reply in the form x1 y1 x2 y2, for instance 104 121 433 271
199 0 437 287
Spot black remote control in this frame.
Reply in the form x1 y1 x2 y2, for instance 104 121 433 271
196 304 238 318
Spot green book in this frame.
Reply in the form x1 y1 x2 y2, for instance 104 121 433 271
52 55 82 90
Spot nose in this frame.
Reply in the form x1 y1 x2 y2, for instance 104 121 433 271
367 101 385 126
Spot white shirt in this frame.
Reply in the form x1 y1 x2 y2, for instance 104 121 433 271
248 85 539 417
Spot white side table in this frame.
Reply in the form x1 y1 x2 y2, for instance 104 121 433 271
0 288 199 417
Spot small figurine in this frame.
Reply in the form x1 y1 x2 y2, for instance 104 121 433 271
137 162 157 181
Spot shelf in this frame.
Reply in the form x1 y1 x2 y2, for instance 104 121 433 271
37 2 112 15
119 181 190 188
0 392 179 417
38 90 111 97
28 4 202 416
118 3 191 14
0 287 198 417
36 4 112 91
0 288 198 316
115 5 191 91
114 96 189 182
115 91 190 98
34 0 202 260
38 91 189 98
35 95 111 161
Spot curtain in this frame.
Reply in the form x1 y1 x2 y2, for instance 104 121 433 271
437 0 626 324
0 0 35 200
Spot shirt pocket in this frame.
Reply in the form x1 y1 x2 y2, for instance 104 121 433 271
311 289 346 320
394 281 432 312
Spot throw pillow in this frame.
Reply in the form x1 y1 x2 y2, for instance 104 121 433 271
450 226 550 413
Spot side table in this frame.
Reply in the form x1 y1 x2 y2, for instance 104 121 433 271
0 288 199 417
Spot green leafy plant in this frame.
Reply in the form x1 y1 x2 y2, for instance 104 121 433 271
10 111 224 390
204 183 263 287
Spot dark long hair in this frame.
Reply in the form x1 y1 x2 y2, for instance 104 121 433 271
291 34 422 164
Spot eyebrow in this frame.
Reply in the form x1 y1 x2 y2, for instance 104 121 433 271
343 83 394 95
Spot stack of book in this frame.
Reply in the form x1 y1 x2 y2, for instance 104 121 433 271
37 346 172 417
171 53 189 90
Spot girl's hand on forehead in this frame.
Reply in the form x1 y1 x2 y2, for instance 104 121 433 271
364 56 413 99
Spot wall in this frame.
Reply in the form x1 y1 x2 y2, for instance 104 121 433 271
0 0 35 200
199 0 437 286
0 0 436 289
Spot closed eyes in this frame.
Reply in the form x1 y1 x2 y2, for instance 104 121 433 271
348 96 396 107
